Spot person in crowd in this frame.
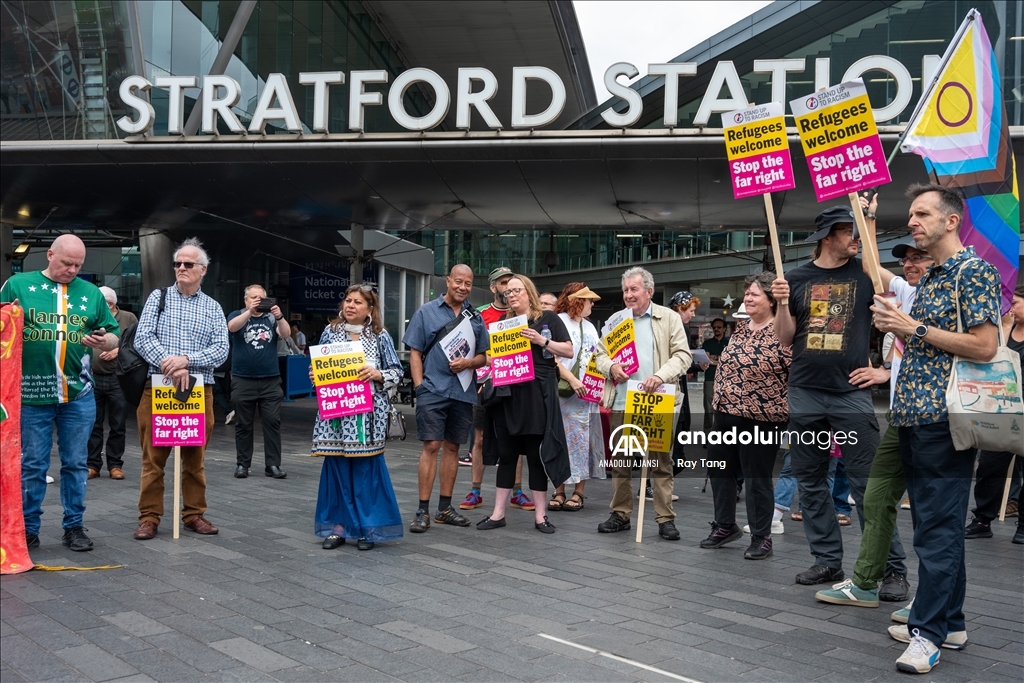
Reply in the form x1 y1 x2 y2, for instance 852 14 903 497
698 272 791 559
771 206 885 586
290 321 306 353
816 220 931 610
661 290 700 503
403 264 488 533
595 267 692 541
872 184 1001 673
1 235 120 552
132 237 229 540
227 285 289 479
312 285 404 551
87 286 136 480
460 266 535 512
962 281 1023 543
700 318 729 433
477 275 572 533
548 283 603 512
539 292 558 311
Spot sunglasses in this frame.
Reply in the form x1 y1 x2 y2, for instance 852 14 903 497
173 261 199 269
350 282 377 292
898 255 933 266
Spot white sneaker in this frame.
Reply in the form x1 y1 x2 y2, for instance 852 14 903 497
895 629 940 673
671 494 679 501
847 494 856 506
225 410 235 425
743 521 784 535
900 496 911 510
888 624 967 650
45 475 54 484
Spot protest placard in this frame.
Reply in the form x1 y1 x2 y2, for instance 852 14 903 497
309 342 374 419
624 380 676 453
151 374 206 447
603 312 639 376
580 352 605 404
488 315 534 387
790 79 891 202
723 102 795 200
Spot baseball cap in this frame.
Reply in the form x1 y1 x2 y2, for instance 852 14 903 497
805 206 858 243
891 238 924 259
488 266 513 283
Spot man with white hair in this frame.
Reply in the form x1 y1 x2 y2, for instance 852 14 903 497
1 234 120 552
87 286 137 480
132 237 229 540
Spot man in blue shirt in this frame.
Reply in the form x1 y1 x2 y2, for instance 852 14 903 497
403 265 489 533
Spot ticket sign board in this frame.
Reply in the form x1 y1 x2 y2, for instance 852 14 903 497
603 315 639 376
151 374 206 447
722 102 796 199
488 315 535 387
624 381 676 453
309 342 374 419
790 79 892 202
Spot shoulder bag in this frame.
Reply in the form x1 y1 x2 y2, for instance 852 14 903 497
375 333 407 441
115 287 167 407
558 319 585 398
945 261 1023 452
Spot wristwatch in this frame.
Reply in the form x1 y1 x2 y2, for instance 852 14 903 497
882 361 892 370
914 324 928 338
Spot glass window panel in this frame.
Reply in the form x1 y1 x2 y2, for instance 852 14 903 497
384 267 401 339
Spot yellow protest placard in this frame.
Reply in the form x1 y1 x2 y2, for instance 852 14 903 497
624 380 676 452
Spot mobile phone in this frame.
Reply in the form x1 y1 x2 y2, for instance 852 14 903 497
172 375 198 403
256 296 277 312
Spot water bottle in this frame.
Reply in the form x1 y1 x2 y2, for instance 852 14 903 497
541 325 553 359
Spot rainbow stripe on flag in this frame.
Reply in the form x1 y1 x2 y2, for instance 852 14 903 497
900 9 1020 312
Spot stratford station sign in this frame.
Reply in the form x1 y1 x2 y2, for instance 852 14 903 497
117 55 940 137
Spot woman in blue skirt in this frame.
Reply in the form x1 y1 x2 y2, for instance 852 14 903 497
311 284 404 551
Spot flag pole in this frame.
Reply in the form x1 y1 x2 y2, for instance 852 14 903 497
887 9 977 166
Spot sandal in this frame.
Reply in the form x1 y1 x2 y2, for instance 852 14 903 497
562 492 585 511
548 492 566 511
791 511 803 522
836 513 852 526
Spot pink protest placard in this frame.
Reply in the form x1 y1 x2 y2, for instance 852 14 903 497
151 374 206 447
488 316 535 387
310 342 375 419
580 354 605 404
722 102 796 199
604 314 639 376
790 79 891 202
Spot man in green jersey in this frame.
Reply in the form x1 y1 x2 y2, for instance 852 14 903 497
0 235 119 551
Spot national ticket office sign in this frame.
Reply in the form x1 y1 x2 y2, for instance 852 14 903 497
309 342 374 419
151 374 206 447
488 315 534 387
790 78 892 202
603 316 639 376
722 102 796 199
624 381 676 453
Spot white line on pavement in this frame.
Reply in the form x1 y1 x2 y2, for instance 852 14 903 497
537 633 706 683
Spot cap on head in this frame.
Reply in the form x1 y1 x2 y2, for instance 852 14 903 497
568 286 601 301
891 238 921 260
488 266 513 283
668 291 694 309
806 206 858 242
98 286 117 305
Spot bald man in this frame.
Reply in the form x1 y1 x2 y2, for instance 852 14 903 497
1 235 119 552
402 265 489 533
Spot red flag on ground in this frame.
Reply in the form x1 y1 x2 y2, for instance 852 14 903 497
1 303 31 574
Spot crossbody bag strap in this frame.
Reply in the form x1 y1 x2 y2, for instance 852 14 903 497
420 305 477 360
953 258 1006 346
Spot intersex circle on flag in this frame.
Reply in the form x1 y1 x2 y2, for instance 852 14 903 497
936 82 973 128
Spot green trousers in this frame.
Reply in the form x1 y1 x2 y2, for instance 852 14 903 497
853 421 905 590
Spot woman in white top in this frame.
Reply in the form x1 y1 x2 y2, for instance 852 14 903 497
549 283 605 512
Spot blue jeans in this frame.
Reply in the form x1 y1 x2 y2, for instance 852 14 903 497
774 451 839 511
21 394 96 535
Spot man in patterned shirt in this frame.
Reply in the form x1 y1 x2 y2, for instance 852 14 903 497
872 184 1000 674
0 234 120 552
131 237 229 541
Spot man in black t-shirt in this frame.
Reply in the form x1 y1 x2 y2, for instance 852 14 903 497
227 285 292 479
771 207 883 586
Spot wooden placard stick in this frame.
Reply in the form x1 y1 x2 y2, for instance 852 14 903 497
763 194 788 305
172 445 181 539
848 192 885 294
635 464 649 543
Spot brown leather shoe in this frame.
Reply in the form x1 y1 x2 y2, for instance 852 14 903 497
109 468 125 480
183 516 219 535
133 521 158 540
88 468 100 480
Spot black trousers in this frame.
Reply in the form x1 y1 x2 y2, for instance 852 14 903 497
972 450 1023 528
232 375 283 469
492 419 546 491
87 372 128 471
708 411 781 537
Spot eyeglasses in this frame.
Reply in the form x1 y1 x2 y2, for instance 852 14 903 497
172 261 198 269
898 255 933 266
505 287 524 296
350 282 377 292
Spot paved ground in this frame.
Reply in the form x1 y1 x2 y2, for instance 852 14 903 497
2 387 1022 683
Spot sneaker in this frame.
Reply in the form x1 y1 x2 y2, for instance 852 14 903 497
25 532 39 549
699 521 742 549
1012 529 1024 544
814 578 879 607
964 517 992 538
458 452 472 467
61 527 94 552
658 521 680 541
900 496 911 510
889 624 968 651
409 509 431 533
891 599 914 624
895 629 940 673
509 490 535 510
878 570 911 602
848 494 856 506
744 534 773 560
434 505 471 527
637 485 654 500
597 512 631 533
743 521 784 535
225 410 235 425
460 490 483 510
795 565 844 585
45 475 54 484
